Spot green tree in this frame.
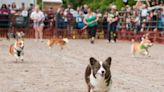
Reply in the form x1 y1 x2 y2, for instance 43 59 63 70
37 0 43 9
128 0 137 6
115 0 124 10
60 0 136 12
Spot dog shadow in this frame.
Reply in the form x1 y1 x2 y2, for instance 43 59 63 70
132 55 155 60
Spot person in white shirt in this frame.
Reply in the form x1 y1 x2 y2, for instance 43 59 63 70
21 7 28 17
30 5 45 41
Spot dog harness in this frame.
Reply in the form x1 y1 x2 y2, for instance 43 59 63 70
16 50 21 56
140 44 147 49
15 46 24 57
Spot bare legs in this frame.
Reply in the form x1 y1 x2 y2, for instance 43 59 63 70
38 26 43 41
34 26 43 41
34 27 39 41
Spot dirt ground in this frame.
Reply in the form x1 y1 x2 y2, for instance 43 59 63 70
0 39 164 92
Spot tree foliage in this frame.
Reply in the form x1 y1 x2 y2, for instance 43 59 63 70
37 0 43 9
63 0 136 12
37 0 136 12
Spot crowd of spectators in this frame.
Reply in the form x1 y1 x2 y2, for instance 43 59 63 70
52 0 164 39
118 0 164 33
0 2 34 16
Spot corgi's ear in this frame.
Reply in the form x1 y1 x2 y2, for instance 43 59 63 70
90 57 97 66
105 57 112 66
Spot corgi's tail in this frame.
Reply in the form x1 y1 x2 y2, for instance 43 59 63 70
63 38 69 43
9 44 13 55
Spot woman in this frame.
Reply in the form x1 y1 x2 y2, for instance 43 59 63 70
0 4 10 14
10 2 17 14
107 5 118 43
83 8 98 44
30 6 45 41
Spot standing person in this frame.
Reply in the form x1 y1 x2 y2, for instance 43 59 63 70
0 4 10 14
83 4 88 15
20 2 25 11
161 7 164 31
107 5 119 43
64 4 74 38
66 9 73 38
30 5 45 42
76 7 84 38
47 7 55 27
11 2 17 14
83 8 99 44
28 3 34 14
102 11 108 38
123 0 128 5
56 8 65 38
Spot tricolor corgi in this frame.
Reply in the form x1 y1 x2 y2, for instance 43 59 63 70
85 57 112 92
9 40 24 63
47 38 69 49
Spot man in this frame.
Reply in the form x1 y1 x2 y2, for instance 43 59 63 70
47 7 55 27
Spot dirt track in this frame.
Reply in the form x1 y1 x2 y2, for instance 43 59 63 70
0 39 164 92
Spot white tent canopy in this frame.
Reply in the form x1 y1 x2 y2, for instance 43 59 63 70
43 0 62 3
0 0 35 9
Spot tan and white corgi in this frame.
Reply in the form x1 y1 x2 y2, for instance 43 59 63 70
131 37 153 57
9 40 24 63
85 57 112 92
47 38 69 49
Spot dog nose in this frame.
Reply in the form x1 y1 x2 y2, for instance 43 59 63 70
102 71 105 74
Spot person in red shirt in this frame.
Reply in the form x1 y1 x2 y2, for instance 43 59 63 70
0 4 10 15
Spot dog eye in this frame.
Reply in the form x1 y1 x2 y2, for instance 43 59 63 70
95 66 100 69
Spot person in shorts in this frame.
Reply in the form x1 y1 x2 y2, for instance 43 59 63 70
30 5 45 41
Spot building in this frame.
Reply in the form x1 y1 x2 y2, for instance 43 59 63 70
43 0 62 11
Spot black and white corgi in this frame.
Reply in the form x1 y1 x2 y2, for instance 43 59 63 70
85 57 112 92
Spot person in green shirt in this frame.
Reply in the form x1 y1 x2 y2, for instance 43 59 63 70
83 7 99 44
